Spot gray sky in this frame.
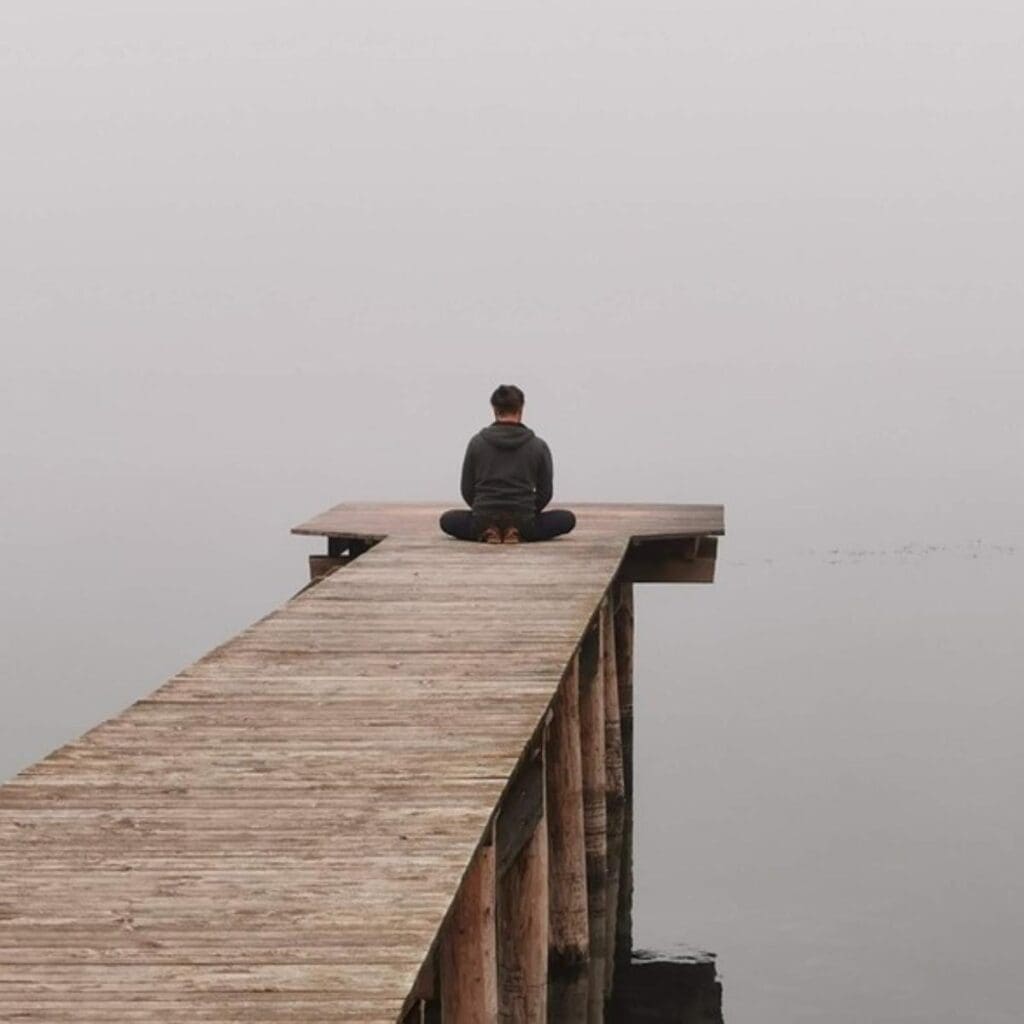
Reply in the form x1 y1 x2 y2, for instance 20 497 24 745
3 1 1021 553
1 4 1022 1019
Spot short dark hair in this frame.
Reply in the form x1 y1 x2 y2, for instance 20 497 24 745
490 384 525 415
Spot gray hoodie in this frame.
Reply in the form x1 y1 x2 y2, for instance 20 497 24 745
460 422 554 518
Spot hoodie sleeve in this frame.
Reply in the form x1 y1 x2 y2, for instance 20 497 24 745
535 440 554 512
460 438 476 508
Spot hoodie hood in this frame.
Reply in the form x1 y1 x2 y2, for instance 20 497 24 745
478 422 536 451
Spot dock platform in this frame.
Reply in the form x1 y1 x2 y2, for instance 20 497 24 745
0 502 723 1022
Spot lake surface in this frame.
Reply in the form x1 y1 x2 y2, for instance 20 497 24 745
634 544 1023 1023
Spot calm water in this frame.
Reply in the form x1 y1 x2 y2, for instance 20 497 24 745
635 544 1023 1023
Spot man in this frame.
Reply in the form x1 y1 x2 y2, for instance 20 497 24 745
439 385 577 543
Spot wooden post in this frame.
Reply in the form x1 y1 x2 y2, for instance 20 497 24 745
497 745 548 1024
404 951 438 1024
546 657 589 1022
613 583 635 978
578 618 607 1021
601 599 626 998
440 838 498 1023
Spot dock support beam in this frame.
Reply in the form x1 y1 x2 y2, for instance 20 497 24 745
579 618 608 1021
434 576 648 1023
308 535 380 582
602 599 626 1000
496 742 549 1023
546 656 589 1022
613 582 635 979
497 809 549 1022
441 840 498 1022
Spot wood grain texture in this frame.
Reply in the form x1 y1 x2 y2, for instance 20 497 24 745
440 843 498 1024
0 503 721 1022
497 807 548 1024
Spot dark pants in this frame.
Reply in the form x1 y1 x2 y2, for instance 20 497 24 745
439 508 576 542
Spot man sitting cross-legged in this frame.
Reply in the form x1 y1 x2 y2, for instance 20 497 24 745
439 384 577 544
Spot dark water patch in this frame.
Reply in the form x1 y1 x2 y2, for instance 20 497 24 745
611 947 724 1023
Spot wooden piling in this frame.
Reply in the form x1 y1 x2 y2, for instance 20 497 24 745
497 808 549 1023
613 582 636 977
546 657 589 1022
496 743 549 1024
602 598 626 998
578 619 608 1020
441 839 499 1023
405 952 439 1023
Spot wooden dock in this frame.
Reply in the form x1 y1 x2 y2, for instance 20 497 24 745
0 502 723 1022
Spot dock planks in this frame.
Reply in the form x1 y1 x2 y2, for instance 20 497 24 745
0 503 722 1022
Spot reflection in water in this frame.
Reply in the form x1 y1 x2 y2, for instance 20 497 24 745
613 947 724 1022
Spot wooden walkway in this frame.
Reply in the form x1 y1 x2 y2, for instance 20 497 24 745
0 503 722 1022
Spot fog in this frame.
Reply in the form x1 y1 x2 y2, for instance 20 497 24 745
1 3 1022 1020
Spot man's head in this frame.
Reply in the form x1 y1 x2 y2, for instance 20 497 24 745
490 384 525 423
